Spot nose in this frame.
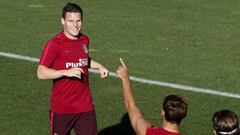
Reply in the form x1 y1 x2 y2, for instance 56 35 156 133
73 22 78 27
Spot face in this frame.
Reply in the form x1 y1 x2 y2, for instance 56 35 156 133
61 12 82 40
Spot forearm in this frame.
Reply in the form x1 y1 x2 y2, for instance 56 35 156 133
37 65 65 80
90 59 108 78
90 59 103 69
121 77 136 110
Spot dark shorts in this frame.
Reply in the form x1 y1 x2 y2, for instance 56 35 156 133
49 110 97 135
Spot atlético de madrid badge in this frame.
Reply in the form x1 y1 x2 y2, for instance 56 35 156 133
82 44 88 54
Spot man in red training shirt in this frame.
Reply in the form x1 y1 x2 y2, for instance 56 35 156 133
116 58 188 135
37 3 108 135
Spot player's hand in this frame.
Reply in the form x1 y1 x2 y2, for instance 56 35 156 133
99 65 109 79
117 58 129 79
63 68 84 79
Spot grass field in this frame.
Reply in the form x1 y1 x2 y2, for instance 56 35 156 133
0 0 240 134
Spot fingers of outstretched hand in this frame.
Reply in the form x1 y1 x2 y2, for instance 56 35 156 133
117 66 125 77
119 58 127 68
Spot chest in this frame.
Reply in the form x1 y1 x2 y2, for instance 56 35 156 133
52 41 89 69
58 41 88 59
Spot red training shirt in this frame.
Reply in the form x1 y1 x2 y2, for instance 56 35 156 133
146 126 181 135
39 31 94 114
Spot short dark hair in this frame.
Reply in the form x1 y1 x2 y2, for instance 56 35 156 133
212 110 240 135
163 94 188 124
62 3 83 19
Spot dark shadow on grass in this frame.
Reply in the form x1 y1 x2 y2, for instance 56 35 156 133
98 113 136 135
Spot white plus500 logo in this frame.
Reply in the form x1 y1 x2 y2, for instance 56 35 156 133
66 58 88 68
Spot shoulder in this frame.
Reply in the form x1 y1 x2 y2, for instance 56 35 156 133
146 125 160 132
146 126 164 135
135 118 151 135
146 127 181 135
45 32 64 47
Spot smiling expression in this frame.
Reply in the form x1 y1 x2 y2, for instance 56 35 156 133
61 12 82 40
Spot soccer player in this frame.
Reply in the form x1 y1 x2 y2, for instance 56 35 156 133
212 109 240 135
116 58 188 135
37 3 108 135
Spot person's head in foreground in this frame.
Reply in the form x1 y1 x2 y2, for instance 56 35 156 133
162 93 188 125
212 109 240 135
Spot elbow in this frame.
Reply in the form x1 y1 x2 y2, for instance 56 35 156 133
37 71 45 80
37 66 47 80
125 101 136 111
37 75 44 80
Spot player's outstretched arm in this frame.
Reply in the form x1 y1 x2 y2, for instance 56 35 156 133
37 65 84 80
90 60 109 79
117 58 151 135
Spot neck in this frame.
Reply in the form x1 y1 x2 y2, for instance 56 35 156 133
161 120 180 133
63 31 78 40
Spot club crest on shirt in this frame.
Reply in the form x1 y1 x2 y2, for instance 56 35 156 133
82 44 88 54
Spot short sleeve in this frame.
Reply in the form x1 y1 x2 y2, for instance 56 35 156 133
39 40 58 67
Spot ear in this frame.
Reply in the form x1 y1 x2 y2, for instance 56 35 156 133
61 18 65 25
161 109 165 117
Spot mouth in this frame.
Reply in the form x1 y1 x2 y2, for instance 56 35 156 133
72 28 80 31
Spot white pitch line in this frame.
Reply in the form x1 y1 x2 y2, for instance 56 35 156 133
28 4 44 8
1 51 240 99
